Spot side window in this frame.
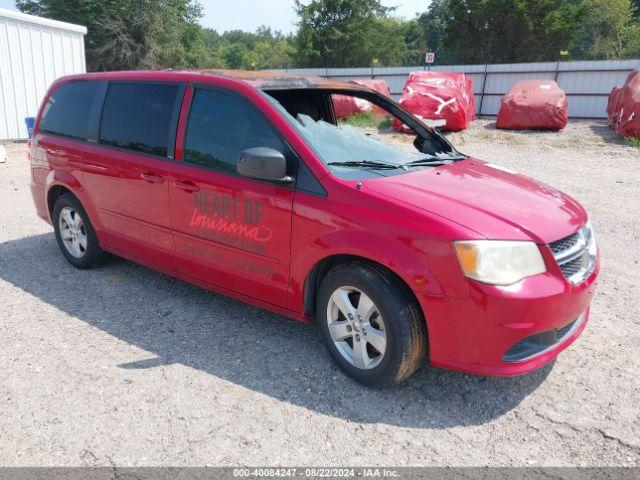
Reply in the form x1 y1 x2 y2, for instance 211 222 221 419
39 81 100 139
184 89 285 174
99 83 179 157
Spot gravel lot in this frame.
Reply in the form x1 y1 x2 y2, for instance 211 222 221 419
0 119 639 467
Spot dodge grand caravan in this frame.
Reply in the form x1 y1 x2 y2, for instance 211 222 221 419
29 70 599 387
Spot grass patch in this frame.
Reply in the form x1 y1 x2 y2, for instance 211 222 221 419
339 111 393 130
377 115 393 130
502 134 527 145
627 136 640 148
551 138 582 149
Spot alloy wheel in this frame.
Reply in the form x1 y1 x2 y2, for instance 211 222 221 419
58 206 88 258
326 286 387 369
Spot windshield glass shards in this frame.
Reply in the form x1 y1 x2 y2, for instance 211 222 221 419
262 90 464 176
295 114 424 168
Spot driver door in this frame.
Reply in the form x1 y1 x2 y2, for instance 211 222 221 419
168 86 295 308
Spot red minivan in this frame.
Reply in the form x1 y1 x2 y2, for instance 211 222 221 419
29 70 599 387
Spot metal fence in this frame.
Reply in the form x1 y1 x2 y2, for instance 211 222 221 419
285 59 640 119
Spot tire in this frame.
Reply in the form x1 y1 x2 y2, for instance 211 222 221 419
316 262 427 388
52 193 109 269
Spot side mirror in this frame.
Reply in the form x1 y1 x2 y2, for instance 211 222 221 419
237 147 293 183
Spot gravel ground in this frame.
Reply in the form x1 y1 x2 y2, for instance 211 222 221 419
0 119 639 467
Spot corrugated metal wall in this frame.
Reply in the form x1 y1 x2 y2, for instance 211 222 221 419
0 8 86 140
285 60 640 119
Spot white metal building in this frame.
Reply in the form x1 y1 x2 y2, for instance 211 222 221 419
0 8 87 140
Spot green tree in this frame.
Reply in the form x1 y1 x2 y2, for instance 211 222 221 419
442 0 586 64
293 0 408 67
624 23 640 57
413 0 455 64
370 17 412 66
402 18 426 65
16 0 206 70
199 27 295 70
172 23 213 68
574 0 640 59
220 42 250 69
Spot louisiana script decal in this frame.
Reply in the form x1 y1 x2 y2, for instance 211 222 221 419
190 191 273 243
189 210 273 242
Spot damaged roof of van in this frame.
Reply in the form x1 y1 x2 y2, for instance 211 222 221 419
198 69 365 91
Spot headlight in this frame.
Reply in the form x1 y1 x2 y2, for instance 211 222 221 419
454 240 546 286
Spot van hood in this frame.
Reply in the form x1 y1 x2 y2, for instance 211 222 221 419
365 158 587 243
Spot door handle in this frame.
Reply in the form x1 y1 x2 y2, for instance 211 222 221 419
173 179 200 193
140 172 165 184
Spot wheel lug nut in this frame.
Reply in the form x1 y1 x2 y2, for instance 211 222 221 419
347 313 353 319
355 334 360 342
346 325 352 332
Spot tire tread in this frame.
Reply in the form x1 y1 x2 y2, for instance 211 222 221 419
317 261 427 387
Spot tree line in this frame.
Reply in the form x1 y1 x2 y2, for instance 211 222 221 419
15 0 640 71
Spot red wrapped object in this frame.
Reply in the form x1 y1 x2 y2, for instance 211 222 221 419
496 80 568 131
332 79 391 119
393 71 475 132
333 94 366 118
607 70 640 138
349 79 391 98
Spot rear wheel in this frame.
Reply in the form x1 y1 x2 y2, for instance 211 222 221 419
52 193 109 269
317 262 426 388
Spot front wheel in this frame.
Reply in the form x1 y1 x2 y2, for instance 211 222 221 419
317 263 427 388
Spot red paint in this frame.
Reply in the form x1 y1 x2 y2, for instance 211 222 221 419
174 85 193 161
29 70 599 377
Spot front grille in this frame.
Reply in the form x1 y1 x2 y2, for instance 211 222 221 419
559 256 583 277
549 232 580 256
503 315 583 363
548 223 596 284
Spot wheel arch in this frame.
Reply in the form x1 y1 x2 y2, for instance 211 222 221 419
303 254 427 332
45 171 102 233
47 184 74 219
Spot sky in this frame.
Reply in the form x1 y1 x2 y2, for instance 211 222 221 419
0 0 428 33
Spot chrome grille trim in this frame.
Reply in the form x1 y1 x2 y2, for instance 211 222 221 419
549 223 596 284
549 232 580 256
550 232 586 264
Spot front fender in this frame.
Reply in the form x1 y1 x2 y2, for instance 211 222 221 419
287 228 449 319
312 229 444 295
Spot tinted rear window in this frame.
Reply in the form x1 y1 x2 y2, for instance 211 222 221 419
39 81 100 139
99 83 179 157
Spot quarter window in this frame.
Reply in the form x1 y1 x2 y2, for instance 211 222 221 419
39 81 100 139
184 89 284 174
99 83 179 157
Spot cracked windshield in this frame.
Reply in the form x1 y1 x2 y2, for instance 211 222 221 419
295 114 425 167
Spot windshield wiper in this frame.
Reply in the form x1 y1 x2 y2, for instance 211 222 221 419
328 160 400 170
402 154 466 168
402 159 447 167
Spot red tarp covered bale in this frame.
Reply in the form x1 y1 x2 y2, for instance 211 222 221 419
496 80 568 131
607 70 640 138
332 79 391 118
393 71 475 132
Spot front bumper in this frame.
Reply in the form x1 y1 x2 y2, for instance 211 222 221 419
419 262 598 377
